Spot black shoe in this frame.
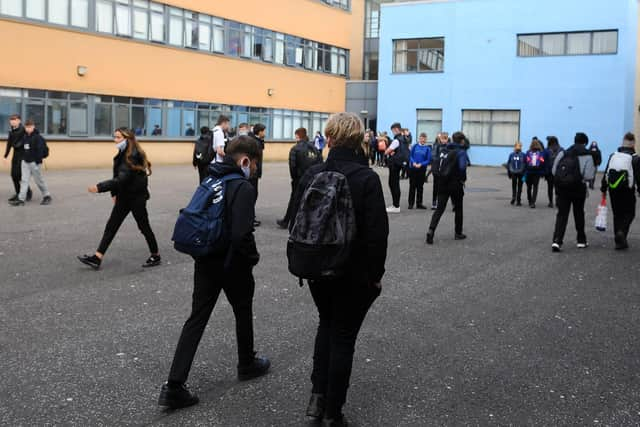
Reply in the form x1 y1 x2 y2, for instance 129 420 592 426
510 199 515 205
41 195 52 205
529 203 536 209
143 255 161 268
408 205 414 210
431 205 437 210
516 201 522 206
426 230 434 245
322 415 348 427
276 219 288 230
548 203 554 208
158 382 199 409
9 199 25 206
238 356 270 381
253 219 261 227
455 233 467 240
552 242 562 252
416 204 427 210
306 393 326 419
615 232 629 250
26 189 33 202
8 194 18 202
78 254 101 270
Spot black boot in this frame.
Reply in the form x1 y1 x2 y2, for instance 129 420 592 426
158 382 199 409
306 393 325 419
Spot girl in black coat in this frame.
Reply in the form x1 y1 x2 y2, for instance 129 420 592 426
78 127 160 270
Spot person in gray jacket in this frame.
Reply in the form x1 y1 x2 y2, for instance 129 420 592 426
551 132 596 252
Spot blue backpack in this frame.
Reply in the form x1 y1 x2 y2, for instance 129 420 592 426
172 173 243 257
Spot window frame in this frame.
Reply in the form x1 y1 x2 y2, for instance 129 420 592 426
461 109 521 146
393 37 445 74
517 29 618 57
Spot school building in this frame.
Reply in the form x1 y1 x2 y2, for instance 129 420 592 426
377 0 640 167
0 0 364 169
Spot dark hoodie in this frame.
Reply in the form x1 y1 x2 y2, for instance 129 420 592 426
97 142 150 199
207 159 260 270
21 129 47 164
248 132 265 178
4 124 25 159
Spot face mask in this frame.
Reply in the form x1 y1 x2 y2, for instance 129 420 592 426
238 130 249 136
239 157 251 178
116 140 127 152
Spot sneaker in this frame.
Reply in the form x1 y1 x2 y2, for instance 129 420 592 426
7 194 18 202
454 233 467 241
529 203 536 209
40 195 52 205
615 232 629 250
158 382 199 409
26 190 33 202
552 243 562 252
238 356 271 381
9 199 25 206
416 204 427 210
426 230 434 245
306 393 326 419
276 219 288 229
510 199 515 205
386 206 401 214
431 204 437 210
143 255 161 268
78 254 101 270
577 242 589 249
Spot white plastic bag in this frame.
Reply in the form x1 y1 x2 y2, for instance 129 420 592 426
595 195 607 232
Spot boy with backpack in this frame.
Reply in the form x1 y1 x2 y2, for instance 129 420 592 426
551 132 596 252
507 142 526 206
426 131 469 244
430 132 449 209
192 126 213 183
277 128 322 229
9 119 51 206
601 132 640 250
161 136 270 409
287 112 388 427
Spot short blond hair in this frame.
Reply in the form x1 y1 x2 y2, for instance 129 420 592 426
324 112 365 150
515 141 522 150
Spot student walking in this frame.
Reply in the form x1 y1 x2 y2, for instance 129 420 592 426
551 132 596 252
249 123 266 227
506 142 526 206
159 136 270 409
408 132 432 209
545 136 562 208
385 123 409 213
192 126 213 183
525 139 547 208
8 119 51 207
430 132 449 210
287 112 388 427
426 132 469 244
400 128 412 180
588 141 602 189
277 128 322 229
4 114 32 202
600 132 640 250
77 127 160 270
212 115 231 163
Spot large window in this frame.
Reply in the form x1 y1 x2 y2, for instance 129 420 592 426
320 0 350 10
393 38 445 73
517 30 618 57
462 110 520 146
416 109 442 142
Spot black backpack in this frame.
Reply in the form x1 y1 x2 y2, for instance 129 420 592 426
391 136 410 166
194 135 214 166
433 147 458 180
554 150 582 188
40 136 49 159
297 142 323 176
287 163 358 284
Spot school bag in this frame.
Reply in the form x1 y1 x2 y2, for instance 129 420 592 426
194 135 214 166
433 147 458 180
287 163 358 283
554 150 582 188
606 152 635 190
527 151 544 170
296 142 323 176
172 173 243 257
508 152 525 174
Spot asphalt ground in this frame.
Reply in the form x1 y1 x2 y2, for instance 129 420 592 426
1 162 640 426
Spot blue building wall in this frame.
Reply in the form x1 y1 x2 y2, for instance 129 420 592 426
377 0 638 167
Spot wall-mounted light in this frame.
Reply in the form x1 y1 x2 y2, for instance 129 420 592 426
267 88 275 97
77 65 88 77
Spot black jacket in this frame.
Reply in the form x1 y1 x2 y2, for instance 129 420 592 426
21 130 47 164
96 143 150 199
207 159 260 270
289 139 322 181
249 132 265 178
4 125 25 158
601 146 640 195
292 146 389 285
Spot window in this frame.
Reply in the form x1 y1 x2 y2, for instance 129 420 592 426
242 26 253 58
96 0 113 33
262 32 273 62
69 100 88 136
150 2 164 42
185 12 198 49
115 103 129 128
48 0 69 25
132 101 145 135
26 0 46 20
226 22 242 56
71 0 88 27
198 15 211 51
115 0 131 36
47 97 68 135
462 110 520 146
394 38 444 73
274 33 285 64
1 0 22 16
212 18 224 52
133 0 149 39
416 109 442 141
166 102 181 137
518 30 618 57
94 97 113 136
146 99 162 136
169 8 183 46
0 89 22 132
26 100 45 129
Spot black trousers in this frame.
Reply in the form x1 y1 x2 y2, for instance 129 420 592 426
10 151 31 197
428 186 464 235
309 279 380 419
282 179 299 224
388 164 402 208
408 167 427 207
526 174 541 205
249 176 260 202
552 189 587 245
511 174 523 202
97 196 159 255
432 176 440 206
196 164 208 184
609 189 636 239
168 259 256 384
546 175 555 205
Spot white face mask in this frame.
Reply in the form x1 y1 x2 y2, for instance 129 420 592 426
239 157 251 178
116 140 127 152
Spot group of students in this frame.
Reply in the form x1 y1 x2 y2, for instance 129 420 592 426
4 114 52 207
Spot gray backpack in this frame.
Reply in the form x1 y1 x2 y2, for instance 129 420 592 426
287 164 358 283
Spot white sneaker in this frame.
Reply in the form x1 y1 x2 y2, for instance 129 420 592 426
577 242 589 249
552 243 562 252
386 206 401 214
